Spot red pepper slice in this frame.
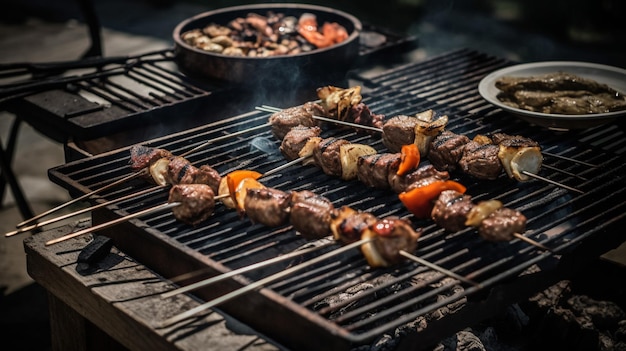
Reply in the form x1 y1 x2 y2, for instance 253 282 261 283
398 180 467 218
396 144 420 176
226 170 262 204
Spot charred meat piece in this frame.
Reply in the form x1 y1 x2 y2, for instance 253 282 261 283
428 131 470 172
548 93 626 114
478 207 526 242
347 102 385 130
458 141 502 180
313 138 351 177
244 187 291 227
194 165 222 193
389 164 450 193
381 115 418 153
495 72 626 115
168 184 215 226
495 72 623 95
268 102 325 140
357 153 401 189
289 190 335 239
431 190 474 232
330 207 378 244
489 133 539 147
129 145 173 172
361 217 422 267
167 156 198 185
280 125 322 160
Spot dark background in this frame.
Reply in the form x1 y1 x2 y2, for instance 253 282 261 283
1 0 624 67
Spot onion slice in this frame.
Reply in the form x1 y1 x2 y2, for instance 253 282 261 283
339 143 377 180
149 158 170 186
298 136 322 166
465 199 502 227
498 145 543 181
414 112 448 157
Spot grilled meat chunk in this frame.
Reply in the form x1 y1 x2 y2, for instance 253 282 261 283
289 190 335 239
496 72 623 95
268 102 325 140
428 131 470 172
244 187 291 227
495 72 626 114
431 190 474 232
129 145 173 172
167 156 198 185
478 207 526 242
361 217 421 267
489 133 539 148
280 125 322 160
357 153 401 189
381 115 418 153
347 102 385 129
330 207 378 244
313 138 351 177
168 184 215 226
458 141 502 180
194 165 222 193
389 164 450 193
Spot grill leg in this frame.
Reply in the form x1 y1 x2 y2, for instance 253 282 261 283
76 0 103 58
0 118 35 220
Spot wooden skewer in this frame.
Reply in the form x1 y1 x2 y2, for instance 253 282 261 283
155 238 371 328
16 170 147 228
179 122 271 158
399 251 480 287
513 233 552 252
160 242 334 299
44 201 182 246
5 185 166 237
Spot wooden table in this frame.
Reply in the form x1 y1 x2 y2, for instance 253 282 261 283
24 222 281 351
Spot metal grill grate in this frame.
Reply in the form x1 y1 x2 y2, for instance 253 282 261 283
48 49 626 350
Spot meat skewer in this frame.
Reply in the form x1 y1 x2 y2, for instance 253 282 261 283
257 93 599 168
9 147 226 237
262 104 584 194
14 122 270 229
266 112 552 252
153 182 477 328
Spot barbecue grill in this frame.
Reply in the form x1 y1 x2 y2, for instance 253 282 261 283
47 49 626 350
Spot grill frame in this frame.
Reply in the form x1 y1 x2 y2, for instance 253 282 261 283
48 49 626 350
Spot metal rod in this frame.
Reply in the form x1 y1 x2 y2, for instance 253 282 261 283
262 156 309 177
541 164 587 181
180 123 271 157
160 242 333 299
522 171 584 194
312 115 384 133
155 238 371 328
398 250 481 287
513 233 553 252
6 185 166 237
44 202 180 246
16 170 147 228
542 151 599 168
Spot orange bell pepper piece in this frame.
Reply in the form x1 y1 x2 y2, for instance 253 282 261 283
398 180 467 218
226 170 262 204
397 144 420 176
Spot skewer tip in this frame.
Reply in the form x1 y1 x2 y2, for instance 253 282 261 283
513 233 552 252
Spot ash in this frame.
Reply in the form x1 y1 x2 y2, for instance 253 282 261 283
354 260 626 351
